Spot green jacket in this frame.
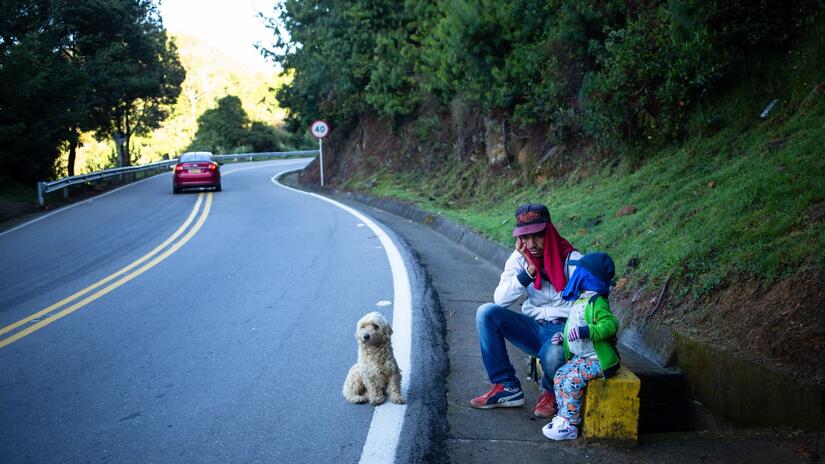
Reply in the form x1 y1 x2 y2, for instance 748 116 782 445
563 294 620 378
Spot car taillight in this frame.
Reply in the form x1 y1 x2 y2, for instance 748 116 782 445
174 164 184 172
208 163 218 171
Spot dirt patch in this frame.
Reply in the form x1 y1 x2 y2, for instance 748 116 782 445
695 271 825 385
613 270 825 388
299 115 412 187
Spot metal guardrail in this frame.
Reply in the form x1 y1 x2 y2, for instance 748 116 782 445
37 150 319 205
37 159 176 205
213 150 318 163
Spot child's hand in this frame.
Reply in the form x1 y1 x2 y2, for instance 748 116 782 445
568 326 589 341
551 332 563 345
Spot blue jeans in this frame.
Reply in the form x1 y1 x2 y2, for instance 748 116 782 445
476 303 566 391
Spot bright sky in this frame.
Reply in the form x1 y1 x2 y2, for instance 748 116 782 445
159 0 279 73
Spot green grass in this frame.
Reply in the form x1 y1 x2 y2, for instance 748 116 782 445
347 29 825 298
0 182 38 205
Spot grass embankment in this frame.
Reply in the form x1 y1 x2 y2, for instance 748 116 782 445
0 183 39 224
0 183 37 205
348 36 825 300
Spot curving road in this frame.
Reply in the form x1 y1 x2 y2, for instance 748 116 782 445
0 158 440 463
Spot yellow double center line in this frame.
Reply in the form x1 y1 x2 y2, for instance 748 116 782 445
0 192 213 349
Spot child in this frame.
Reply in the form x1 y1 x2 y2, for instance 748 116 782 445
542 252 620 441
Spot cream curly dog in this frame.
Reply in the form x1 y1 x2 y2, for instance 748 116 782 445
342 311 405 405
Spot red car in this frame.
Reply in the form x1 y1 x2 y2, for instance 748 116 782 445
172 152 221 193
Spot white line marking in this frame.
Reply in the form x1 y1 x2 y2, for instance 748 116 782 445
272 170 411 464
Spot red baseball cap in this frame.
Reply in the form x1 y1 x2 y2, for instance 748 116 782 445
512 203 550 237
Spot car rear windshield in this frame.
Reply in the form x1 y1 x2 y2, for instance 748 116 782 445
179 153 212 162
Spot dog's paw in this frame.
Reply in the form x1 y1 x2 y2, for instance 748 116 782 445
390 396 406 405
346 395 368 404
369 395 386 406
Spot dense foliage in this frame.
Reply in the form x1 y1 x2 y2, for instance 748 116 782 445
0 0 185 182
187 95 303 154
267 0 821 146
264 0 426 131
75 34 309 174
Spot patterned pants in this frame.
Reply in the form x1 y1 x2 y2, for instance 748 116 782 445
553 356 602 425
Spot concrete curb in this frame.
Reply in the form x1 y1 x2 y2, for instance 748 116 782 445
330 190 513 269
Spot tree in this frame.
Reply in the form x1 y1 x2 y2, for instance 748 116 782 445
0 0 185 183
0 1 83 183
263 0 425 131
187 94 311 154
188 95 250 153
83 0 185 167
267 0 820 151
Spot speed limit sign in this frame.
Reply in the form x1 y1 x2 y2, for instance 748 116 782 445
310 119 329 187
310 120 329 139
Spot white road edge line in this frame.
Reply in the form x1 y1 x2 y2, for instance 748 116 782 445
272 170 411 464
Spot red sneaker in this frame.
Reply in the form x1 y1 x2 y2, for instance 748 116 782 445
533 390 555 418
469 384 525 409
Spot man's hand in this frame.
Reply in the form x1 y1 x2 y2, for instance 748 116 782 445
516 237 536 275
515 236 525 254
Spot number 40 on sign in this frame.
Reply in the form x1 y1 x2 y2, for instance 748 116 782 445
311 120 329 139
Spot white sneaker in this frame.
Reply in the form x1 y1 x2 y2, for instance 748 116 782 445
542 416 578 440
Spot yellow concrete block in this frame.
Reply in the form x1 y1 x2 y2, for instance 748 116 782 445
582 366 640 444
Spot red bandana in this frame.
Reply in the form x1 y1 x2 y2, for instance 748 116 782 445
523 222 575 292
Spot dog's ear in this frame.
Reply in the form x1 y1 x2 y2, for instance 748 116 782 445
384 323 393 337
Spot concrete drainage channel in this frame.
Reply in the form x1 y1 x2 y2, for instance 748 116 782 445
614 346 695 434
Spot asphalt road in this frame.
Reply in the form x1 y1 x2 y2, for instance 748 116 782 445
0 158 442 463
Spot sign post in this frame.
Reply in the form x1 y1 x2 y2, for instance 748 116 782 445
310 120 330 187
